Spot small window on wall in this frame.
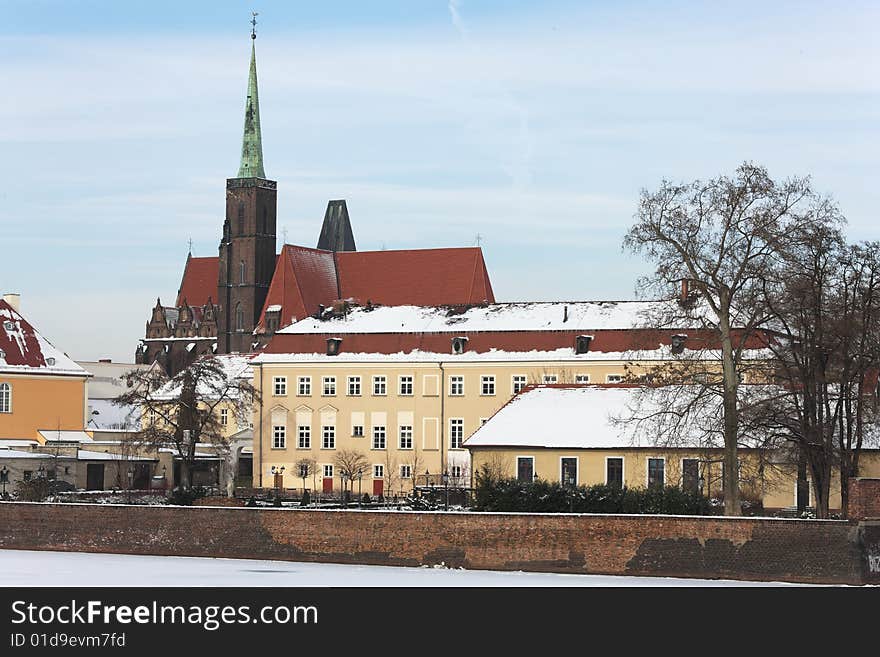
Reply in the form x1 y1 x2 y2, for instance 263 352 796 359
352 425 364 438
517 457 534 483
606 374 624 384
322 426 336 449
682 459 700 493
512 375 527 394
347 376 361 396
272 425 286 449
542 374 558 384
399 376 413 396
0 382 11 413
606 457 623 488
575 375 590 385
451 465 462 479
322 376 336 396
323 464 333 478
480 375 496 396
298 426 311 449
449 419 464 448
373 465 384 479
561 458 577 488
297 377 311 396
449 376 464 396
220 408 228 426
273 376 287 396
373 376 387 396
398 426 413 449
372 426 386 450
400 464 412 479
648 458 665 488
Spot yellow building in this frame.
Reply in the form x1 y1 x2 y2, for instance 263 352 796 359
465 384 880 512
251 301 745 496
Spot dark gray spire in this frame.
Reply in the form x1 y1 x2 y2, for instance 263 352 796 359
317 200 357 252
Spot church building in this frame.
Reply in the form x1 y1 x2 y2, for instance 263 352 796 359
137 32 494 376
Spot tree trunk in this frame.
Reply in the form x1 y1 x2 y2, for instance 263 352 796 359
796 448 809 515
179 460 191 491
718 303 741 516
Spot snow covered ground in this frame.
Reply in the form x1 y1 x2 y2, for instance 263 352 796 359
0 550 804 587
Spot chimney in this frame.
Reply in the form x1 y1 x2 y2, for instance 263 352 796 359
2 293 21 313
681 279 689 301
563 305 568 323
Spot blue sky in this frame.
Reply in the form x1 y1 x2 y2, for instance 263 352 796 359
1 1 878 362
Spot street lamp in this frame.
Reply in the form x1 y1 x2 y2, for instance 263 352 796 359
0 465 8 498
423 469 430 488
270 465 285 506
356 467 363 502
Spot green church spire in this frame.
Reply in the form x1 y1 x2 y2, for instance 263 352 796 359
237 20 265 179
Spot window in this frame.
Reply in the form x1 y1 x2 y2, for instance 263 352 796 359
298 425 311 449
575 374 590 385
297 377 311 395
347 376 361 396
542 374 558 384
451 465 462 479
322 376 336 396
237 203 245 234
512 375 527 394
239 260 246 285
606 374 624 383
272 425 286 449
1 382 12 413
322 426 335 449
682 459 700 493
373 465 384 479
606 457 623 488
273 376 287 396
648 458 665 488
372 375 387 396
449 375 464 396
352 425 364 438
561 458 578 488
298 462 310 478
480 375 496 396
323 464 333 478
400 464 412 479
220 408 228 426
517 457 534 483
235 304 245 332
399 425 413 449
398 375 413 396
372 426 386 450
450 419 464 449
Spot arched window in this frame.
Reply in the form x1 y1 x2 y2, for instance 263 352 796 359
0 382 11 413
235 304 245 332
237 203 245 235
239 260 246 285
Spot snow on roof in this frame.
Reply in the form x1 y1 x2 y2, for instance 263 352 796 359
38 430 94 443
87 399 141 431
76 450 156 462
0 448 54 459
152 354 254 400
0 439 39 448
0 300 88 376
276 300 714 336
253 345 770 365
464 385 719 450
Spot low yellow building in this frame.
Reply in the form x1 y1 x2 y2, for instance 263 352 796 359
465 384 880 512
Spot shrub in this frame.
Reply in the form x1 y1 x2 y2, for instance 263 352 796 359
473 475 711 515
167 486 208 506
300 490 311 506
361 493 372 504
14 477 52 502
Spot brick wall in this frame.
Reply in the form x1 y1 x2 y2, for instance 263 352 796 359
0 503 871 584
849 478 880 520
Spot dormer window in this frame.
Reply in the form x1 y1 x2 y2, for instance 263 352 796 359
671 334 688 355
3 321 13 331
451 336 469 354
45 357 56 366
575 335 593 354
326 337 342 356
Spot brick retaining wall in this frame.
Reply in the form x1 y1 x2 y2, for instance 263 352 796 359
0 502 872 584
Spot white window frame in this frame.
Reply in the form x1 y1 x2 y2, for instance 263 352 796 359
373 464 384 479
297 425 311 449
273 376 287 396
272 425 286 449
372 375 387 396
219 408 228 426
480 375 496 396
322 376 336 396
511 375 527 395
398 425 413 450
449 375 464 396
321 425 336 450
0 382 11 413
606 374 624 384
560 456 579 487
400 464 412 479
542 374 558 384
449 418 464 449
352 425 364 438
347 376 361 396
398 375 414 396
323 464 333 478
516 456 535 482
605 456 625 487
372 425 387 450
575 374 590 385
647 457 666 488
451 465 463 479
297 376 311 396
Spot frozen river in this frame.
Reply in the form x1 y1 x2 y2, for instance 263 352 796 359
0 550 801 587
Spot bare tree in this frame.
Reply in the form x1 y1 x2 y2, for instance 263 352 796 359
115 355 257 491
382 450 398 500
623 162 816 515
333 449 369 501
295 457 316 495
404 443 425 494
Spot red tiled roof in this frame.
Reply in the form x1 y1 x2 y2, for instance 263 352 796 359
176 256 220 308
336 247 494 307
0 299 86 375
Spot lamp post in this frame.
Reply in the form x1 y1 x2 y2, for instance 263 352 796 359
270 465 285 506
0 465 8 499
442 470 449 511
356 467 363 502
423 469 430 488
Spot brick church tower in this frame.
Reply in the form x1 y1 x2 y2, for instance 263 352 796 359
217 31 277 354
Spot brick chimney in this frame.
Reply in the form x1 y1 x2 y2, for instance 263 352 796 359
2 293 20 312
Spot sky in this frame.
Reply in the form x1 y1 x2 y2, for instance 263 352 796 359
1 1 878 362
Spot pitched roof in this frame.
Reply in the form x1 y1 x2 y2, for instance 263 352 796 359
336 247 493 307
176 255 220 308
0 299 88 376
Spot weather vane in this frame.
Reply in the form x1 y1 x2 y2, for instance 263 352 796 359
251 12 258 40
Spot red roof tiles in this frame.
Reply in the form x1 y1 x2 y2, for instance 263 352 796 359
176 256 220 308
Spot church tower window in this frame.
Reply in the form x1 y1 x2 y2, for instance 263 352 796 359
239 261 246 285
237 203 245 235
235 304 245 332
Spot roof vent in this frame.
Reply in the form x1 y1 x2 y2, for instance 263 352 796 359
671 334 688 355
326 337 342 356
0 349 5 359
45 357 56 366
451 336 469 355
3 321 14 331
575 335 593 354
